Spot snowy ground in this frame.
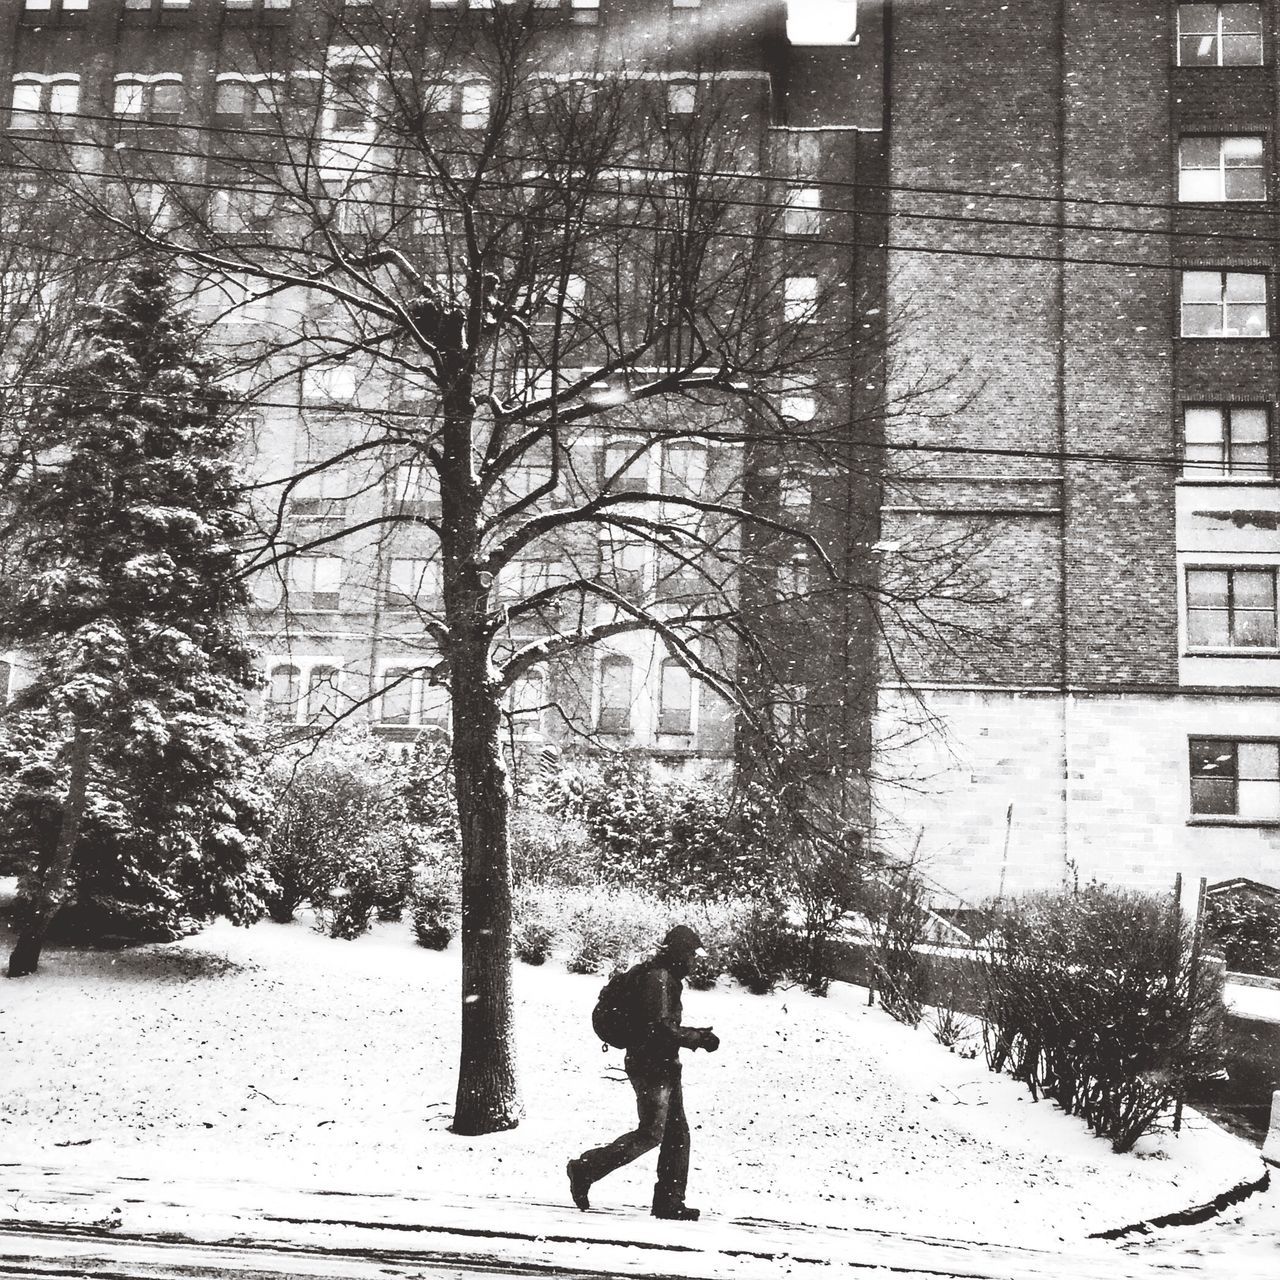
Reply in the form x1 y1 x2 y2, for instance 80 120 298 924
1225 980 1280 1024
0 901 1266 1261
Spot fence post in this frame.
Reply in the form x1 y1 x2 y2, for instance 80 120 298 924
1263 1091 1280 1167
1173 876 1208 1135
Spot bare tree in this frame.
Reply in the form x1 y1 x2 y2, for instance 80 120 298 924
5 5 981 1133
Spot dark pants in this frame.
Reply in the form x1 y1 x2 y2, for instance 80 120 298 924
576 1059 689 1212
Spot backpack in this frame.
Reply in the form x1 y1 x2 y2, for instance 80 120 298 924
591 962 649 1050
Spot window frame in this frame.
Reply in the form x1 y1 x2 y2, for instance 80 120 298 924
1181 402 1273 479
657 657 694 735
9 74 80 130
1176 4 1265 67
596 653 634 734
288 555 343 611
1185 564 1280 650
113 74 186 124
1177 133 1267 202
1179 268 1270 338
1189 735 1280 821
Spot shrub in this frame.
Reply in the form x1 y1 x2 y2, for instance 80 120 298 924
509 806 598 889
712 900 795 995
863 869 930 1027
977 885 1224 1152
262 730 415 927
1206 891 1280 978
408 848 459 950
555 761 782 901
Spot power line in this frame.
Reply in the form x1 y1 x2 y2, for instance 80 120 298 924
5 114 1278 257
0 379 1221 475
0 152 1255 278
9 103 1278 223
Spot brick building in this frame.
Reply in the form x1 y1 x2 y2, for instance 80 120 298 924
0 1 886 797
864 0 1280 901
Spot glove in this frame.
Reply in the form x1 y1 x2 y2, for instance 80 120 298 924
700 1030 720 1053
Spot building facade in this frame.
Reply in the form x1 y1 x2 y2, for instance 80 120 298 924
866 0 1280 901
0 0 885 790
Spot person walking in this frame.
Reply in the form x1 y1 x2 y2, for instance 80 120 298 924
567 924 719 1220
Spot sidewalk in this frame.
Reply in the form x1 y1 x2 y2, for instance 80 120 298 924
0 1153 1273 1280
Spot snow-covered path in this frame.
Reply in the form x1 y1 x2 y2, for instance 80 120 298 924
0 912 1271 1270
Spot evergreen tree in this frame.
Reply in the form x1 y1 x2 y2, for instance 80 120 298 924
0 259 269 977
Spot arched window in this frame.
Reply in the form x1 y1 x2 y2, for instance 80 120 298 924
597 655 633 734
267 664 299 720
306 665 340 724
658 659 692 734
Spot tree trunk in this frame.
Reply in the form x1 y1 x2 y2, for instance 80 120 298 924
450 636 520 1134
7 727 90 979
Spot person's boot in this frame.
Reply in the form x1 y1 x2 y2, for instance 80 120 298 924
567 1159 591 1211
652 1204 700 1221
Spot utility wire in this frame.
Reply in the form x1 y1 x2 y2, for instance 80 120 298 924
8 104 1280 221
5 117 1278 254
0 378 1225 475
0 154 1255 277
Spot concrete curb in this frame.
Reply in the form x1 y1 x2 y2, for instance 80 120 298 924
1088 1165 1271 1241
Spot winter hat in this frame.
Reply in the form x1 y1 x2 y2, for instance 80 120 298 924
660 924 706 957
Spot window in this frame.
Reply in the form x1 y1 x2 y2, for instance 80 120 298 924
380 667 449 729
1190 737 1280 818
779 473 812 516
9 76 79 129
1177 4 1264 66
776 555 810 598
24 0 90 12
380 667 416 725
306 665 341 724
780 376 816 422
784 187 822 236
214 75 278 121
784 275 818 323
125 0 193 8
210 185 277 234
570 0 599 24
460 81 490 130
113 75 185 123
289 556 342 610
597 655 633 733
329 64 376 132
603 439 650 494
666 82 696 117
659 442 705 498
1179 135 1265 201
1186 566 1278 647
601 536 647 597
1183 404 1271 477
1180 270 1268 337
289 464 345 519
267 664 300 720
391 458 441 517
672 0 701 7
658 659 692 734
386 557 442 609
507 668 546 737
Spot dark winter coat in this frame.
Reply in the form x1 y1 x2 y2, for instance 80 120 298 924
625 961 710 1070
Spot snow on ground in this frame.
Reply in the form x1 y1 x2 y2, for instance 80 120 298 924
0 908 1266 1252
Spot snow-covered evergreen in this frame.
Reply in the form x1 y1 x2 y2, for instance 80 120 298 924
0 259 270 974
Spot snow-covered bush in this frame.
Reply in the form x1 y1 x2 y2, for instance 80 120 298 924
408 848 460 950
977 886 1224 1152
509 805 598 888
1205 890 1280 978
262 729 419 929
553 761 782 901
